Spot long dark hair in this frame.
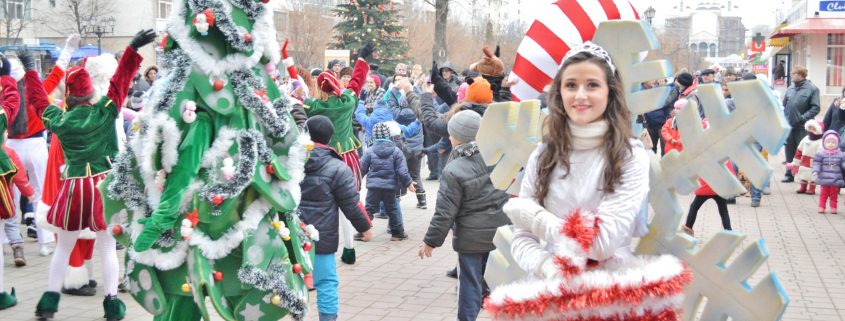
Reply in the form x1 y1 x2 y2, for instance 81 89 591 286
534 51 633 206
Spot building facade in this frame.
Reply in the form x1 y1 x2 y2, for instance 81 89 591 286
662 1 747 71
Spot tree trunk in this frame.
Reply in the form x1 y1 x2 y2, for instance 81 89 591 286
433 0 448 64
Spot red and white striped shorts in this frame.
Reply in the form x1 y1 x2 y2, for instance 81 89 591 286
47 174 106 232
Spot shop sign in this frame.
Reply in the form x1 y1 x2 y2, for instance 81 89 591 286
768 38 790 46
820 1 845 12
752 64 769 73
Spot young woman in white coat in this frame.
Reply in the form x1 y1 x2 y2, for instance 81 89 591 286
510 44 650 278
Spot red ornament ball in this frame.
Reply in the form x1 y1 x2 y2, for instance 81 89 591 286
213 271 223 281
111 225 123 236
243 33 253 43
213 80 224 91
303 242 312 251
292 264 302 274
261 0 270 3
266 164 275 175
212 195 224 206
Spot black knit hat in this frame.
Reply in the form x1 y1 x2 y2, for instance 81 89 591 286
676 72 694 87
306 115 334 145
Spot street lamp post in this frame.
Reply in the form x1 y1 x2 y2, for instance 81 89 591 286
644 6 656 25
82 16 116 55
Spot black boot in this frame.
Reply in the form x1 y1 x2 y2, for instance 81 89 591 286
781 173 794 183
416 193 427 209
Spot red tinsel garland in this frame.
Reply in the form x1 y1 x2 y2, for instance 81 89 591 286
484 266 692 320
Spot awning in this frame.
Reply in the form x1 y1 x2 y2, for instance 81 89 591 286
0 40 60 55
777 18 845 36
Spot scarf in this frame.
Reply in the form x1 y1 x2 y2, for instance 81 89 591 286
449 142 479 162
364 87 385 110
570 120 608 150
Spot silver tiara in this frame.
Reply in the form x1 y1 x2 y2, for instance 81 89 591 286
563 41 616 73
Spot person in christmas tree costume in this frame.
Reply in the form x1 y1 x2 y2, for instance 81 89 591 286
304 42 373 265
98 1 316 321
21 29 157 320
0 55 22 310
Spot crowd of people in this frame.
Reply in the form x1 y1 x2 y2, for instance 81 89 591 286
0 27 811 321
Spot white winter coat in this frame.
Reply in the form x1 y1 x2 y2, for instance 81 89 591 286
512 140 650 277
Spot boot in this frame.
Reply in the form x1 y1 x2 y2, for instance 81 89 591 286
103 295 126 321
806 183 816 195
62 284 96 296
796 181 807 193
416 193 427 209
340 247 356 265
35 291 61 320
12 245 25 267
0 288 16 310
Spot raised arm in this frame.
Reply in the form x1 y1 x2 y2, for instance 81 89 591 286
430 61 457 106
17 49 51 118
43 34 80 94
0 57 20 123
107 29 156 109
344 42 374 97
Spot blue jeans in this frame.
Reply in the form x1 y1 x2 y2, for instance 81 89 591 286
458 252 489 321
749 142 769 202
313 254 339 315
3 213 23 245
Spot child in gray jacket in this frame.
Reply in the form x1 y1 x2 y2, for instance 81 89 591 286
418 110 511 321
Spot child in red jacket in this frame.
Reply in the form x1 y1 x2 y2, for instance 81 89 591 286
682 160 735 236
661 99 689 154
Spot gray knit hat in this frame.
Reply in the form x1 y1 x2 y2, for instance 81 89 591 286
448 110 482 144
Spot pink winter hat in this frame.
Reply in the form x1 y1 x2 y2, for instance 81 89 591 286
456 82 469 102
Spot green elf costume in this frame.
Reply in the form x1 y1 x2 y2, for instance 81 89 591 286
21 30 156 321
304 43 373 265
0 56 21 310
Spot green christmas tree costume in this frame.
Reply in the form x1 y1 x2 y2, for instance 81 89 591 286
101 1 314 320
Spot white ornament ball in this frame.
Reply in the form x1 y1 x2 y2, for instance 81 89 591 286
182 100 197 123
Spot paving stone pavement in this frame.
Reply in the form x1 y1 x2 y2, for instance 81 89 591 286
1 152 844 320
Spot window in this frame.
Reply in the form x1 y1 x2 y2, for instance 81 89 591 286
826 34 845 94
158 0 172 19
274 10 289 31
2 0 31 20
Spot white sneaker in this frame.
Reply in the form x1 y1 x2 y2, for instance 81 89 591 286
40 244 54 256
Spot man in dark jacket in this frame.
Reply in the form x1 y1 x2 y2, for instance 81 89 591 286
782 66 820 182
419 110 511 321
643 80 673 153
299 116 372 321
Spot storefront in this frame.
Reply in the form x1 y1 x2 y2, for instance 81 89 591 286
769 0 845 111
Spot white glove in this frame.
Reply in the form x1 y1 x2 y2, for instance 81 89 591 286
537 256 558 279
56 34 81 70
503 198 560 238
